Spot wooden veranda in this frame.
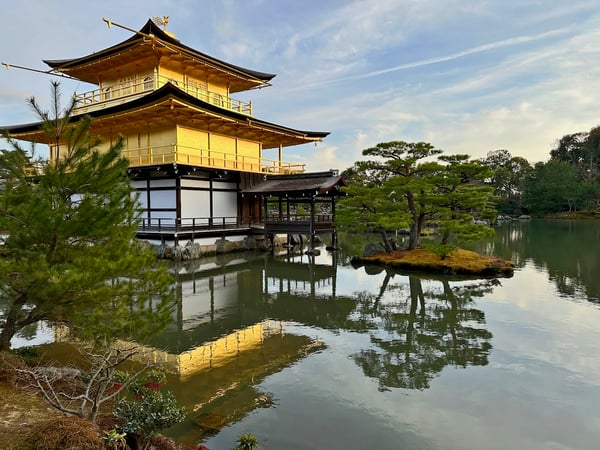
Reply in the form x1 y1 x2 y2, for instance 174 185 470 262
242 170 346 250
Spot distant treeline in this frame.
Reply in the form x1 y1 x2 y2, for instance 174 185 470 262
481 125 600 215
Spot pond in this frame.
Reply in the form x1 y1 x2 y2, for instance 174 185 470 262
13 219 600 449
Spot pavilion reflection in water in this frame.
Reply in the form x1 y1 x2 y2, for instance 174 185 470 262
135 248 340 442
143 247 340 369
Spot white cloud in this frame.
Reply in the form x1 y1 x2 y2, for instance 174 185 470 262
1 0 600 171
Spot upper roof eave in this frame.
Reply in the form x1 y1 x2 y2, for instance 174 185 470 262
43 19 276 85
0 83 330 144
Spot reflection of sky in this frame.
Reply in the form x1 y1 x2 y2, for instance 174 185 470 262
11 321 55 348
485 263 600 386
11 244 600 449
208 258 600 450
335 264 391 296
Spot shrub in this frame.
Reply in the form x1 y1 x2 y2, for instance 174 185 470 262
101 428 127 449
114 390 186 450
423 242 456 260
233 433 260 450
0 351 28 383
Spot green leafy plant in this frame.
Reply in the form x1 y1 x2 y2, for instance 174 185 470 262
233 433 260 450
423 242 456 260
101 428 127 449
0 82 176 352
114 390 186 450
143 368 167 391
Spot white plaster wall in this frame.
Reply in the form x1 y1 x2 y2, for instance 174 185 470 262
151 179 176 188
136 192 148 210
181 179 210 189
212 181 237 190
181 190 211 219
213 191 237 222
150 190 176 209
131 180 147 189
151 211 176 220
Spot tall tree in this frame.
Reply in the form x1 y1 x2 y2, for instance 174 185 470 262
550 132 588 167
338 159 412 252
0 82 175 351
523 160 582 214
481 149 512 177
481 150 532 214
435 154 495 245
583 126 600 183
359 141 443 250
338 141 495 251
550 127 600 184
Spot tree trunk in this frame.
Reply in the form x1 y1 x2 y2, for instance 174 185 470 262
0 326 14 353
379 227 393 253
0 294 28 352
441 230 451 245
408 213 425 250
408 225 419 250
405 190 420 250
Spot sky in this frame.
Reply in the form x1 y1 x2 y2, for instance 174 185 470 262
1 0 600 172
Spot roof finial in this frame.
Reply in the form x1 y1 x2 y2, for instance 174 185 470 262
152 16 169 31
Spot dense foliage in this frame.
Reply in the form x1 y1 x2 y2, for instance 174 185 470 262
340 124 600 244
480 125 600 215
337 141 495 251
114 387 186 450
0 83 175 351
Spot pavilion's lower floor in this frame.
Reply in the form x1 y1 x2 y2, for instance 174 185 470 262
130 164 343 249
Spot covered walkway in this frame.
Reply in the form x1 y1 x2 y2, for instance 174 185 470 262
242 170 346 250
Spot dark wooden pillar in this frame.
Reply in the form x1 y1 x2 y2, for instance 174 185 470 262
309 196 315 249
331 195 337 249
263 196 268 249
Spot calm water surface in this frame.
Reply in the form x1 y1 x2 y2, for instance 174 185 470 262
15 219 600 449
150 219 600 450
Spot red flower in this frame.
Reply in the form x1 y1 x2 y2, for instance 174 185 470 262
106 382 123 394
144 381 162 391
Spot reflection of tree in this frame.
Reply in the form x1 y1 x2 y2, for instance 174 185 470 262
352 276 495 390
475 220 600 303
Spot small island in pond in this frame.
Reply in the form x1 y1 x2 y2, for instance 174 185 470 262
352 248 514 277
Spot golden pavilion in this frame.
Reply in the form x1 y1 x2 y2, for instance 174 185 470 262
3 18 345 248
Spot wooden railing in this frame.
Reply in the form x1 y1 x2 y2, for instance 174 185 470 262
123 144 305 174
262 213 335 235
266 214 334 224
73 75 252 115
138 216 251 232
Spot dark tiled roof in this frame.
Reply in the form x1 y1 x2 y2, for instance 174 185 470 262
243 171 346 196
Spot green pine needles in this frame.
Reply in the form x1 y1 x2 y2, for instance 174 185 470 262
0 82 175 351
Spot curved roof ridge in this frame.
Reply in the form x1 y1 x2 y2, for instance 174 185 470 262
43 18 276 83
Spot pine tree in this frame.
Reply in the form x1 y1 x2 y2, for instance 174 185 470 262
337 141 495 252
0 82 174 351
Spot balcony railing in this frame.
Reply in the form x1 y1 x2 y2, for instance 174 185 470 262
123 144 305 174
138 216 252 232
73 75 252 115
266 214 334 224
266 214 334 231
